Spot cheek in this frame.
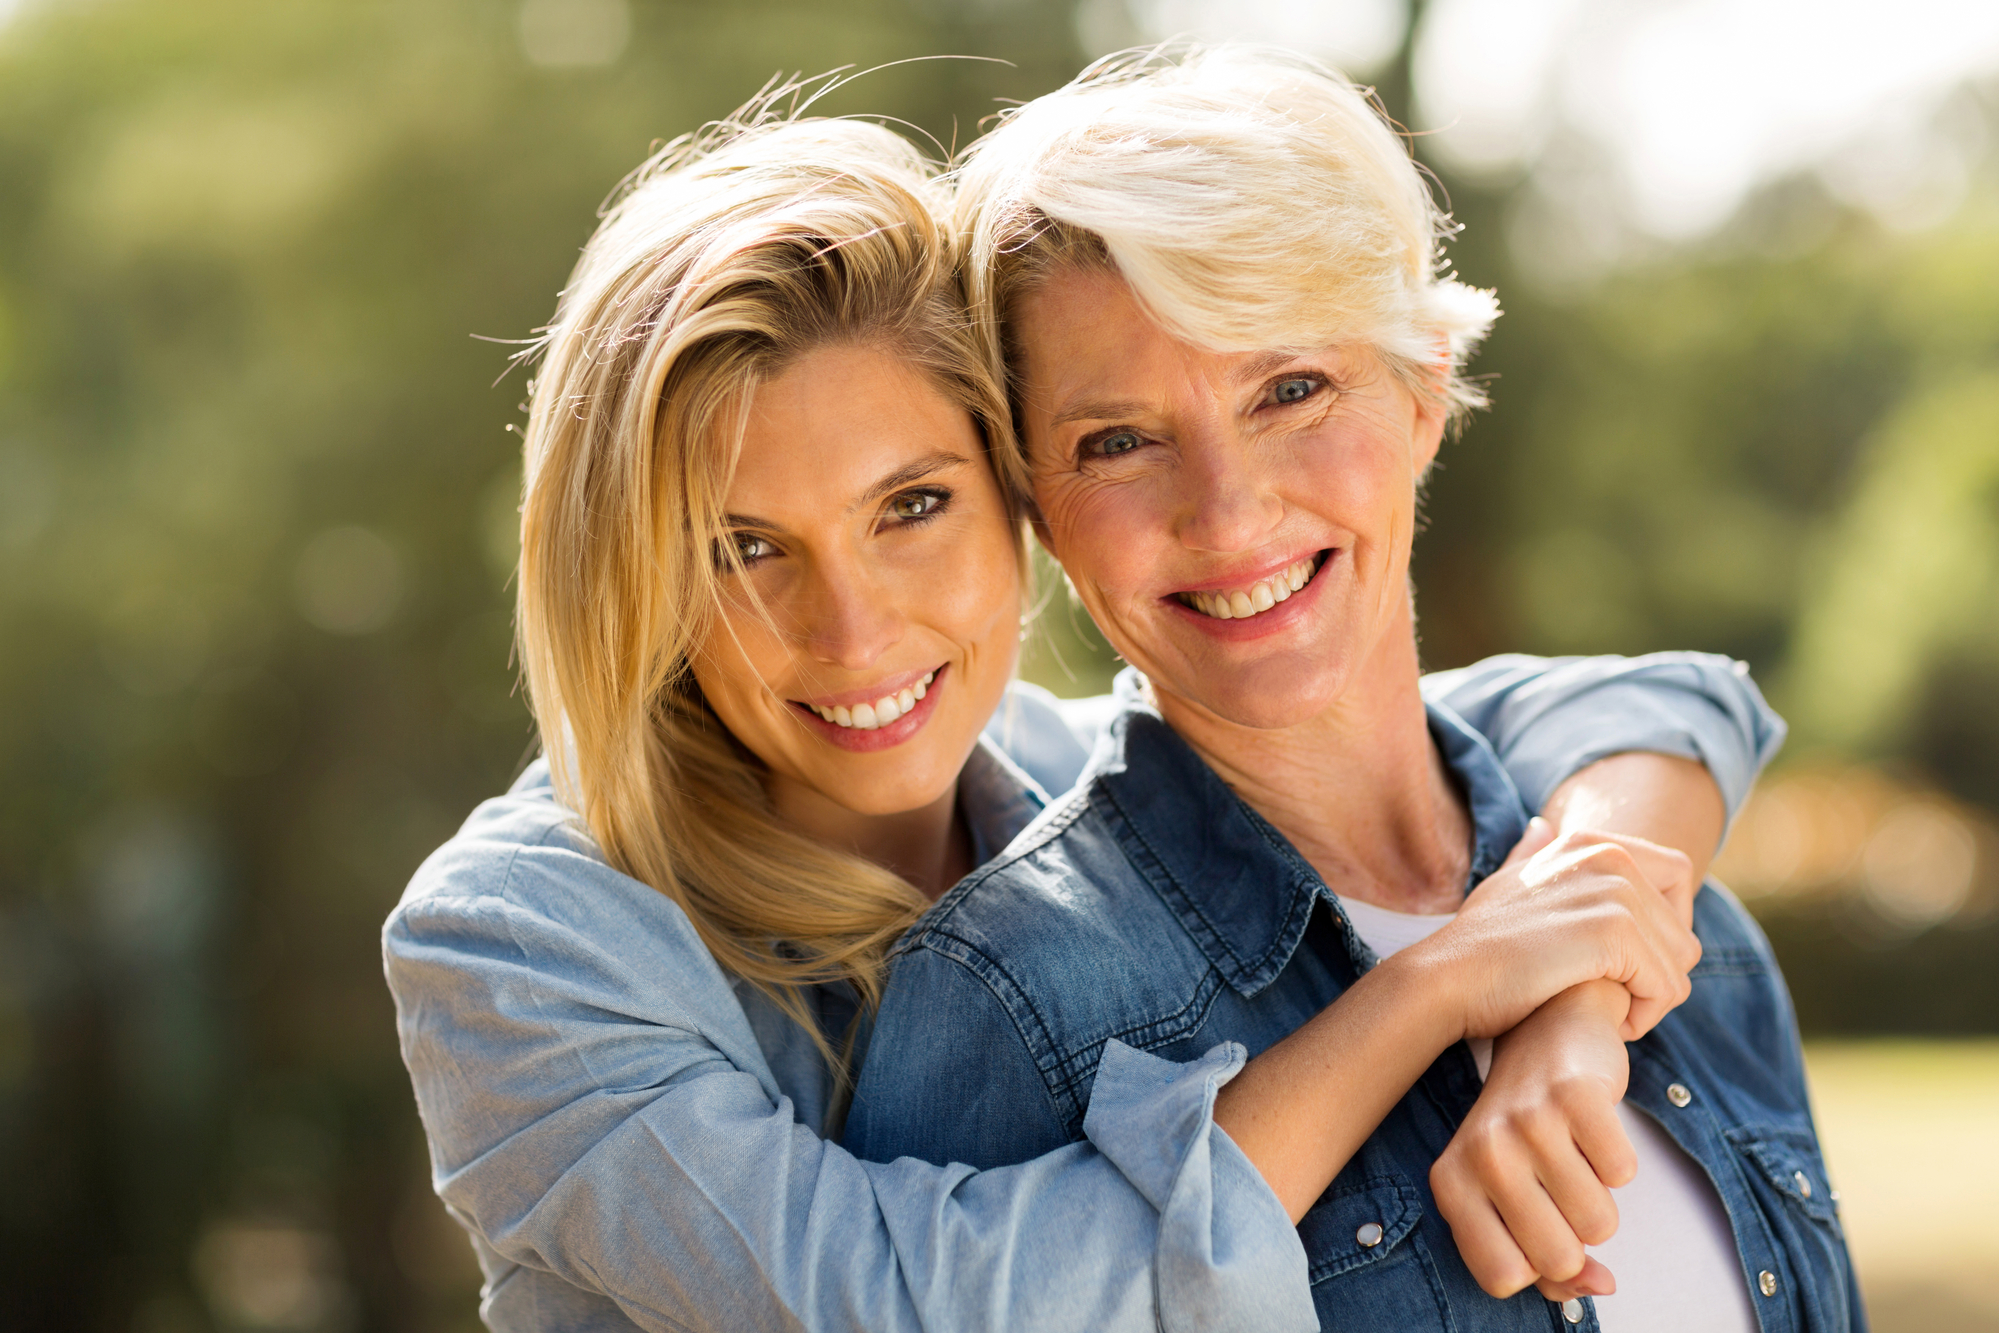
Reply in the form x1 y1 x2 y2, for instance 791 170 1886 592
1033 472 1161 608
928 521 1023 649
689 601 788 732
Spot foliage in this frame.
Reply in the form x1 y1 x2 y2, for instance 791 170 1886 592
0 1 1993 1327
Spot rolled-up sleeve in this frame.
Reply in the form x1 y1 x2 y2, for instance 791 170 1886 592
1422 651 1786 822
385 802 1315 1333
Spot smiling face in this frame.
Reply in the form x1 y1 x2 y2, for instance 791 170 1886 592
1015 267 1445 731
689 343 1022 819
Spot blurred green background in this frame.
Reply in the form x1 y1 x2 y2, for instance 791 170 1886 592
1 0 1994 1329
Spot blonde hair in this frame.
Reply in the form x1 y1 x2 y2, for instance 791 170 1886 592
515 110 1016 1083
953 44 1501 429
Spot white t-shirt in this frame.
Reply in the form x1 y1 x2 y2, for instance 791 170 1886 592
1336 895 1758 1333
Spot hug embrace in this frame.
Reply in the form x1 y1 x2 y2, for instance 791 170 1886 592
385 46 1863 1333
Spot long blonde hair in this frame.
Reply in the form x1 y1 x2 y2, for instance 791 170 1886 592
515 109 1017 1072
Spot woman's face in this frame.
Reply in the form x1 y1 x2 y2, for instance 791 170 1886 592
1013 268 1444 730
691 343 1021 818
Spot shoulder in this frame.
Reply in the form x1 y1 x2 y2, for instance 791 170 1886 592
383 759 739 1037
888 784 1218 1109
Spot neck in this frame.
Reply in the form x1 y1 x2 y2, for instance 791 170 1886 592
766 774 973 902
1151 606 1472 914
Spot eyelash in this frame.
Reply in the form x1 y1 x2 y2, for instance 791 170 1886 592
1075 375 1330 463
714 487 954 573
885 487 952 526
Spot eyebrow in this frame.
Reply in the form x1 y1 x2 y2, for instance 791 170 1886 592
1047 354 1315 428
720 450 972 530
856 451 972 507
1051 398 1153 428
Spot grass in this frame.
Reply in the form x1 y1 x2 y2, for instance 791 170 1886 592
1804 1040 1999 1332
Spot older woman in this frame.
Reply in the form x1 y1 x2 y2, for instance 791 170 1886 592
847 48 1861 1333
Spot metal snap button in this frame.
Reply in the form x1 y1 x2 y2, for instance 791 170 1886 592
1561 1297 1585 1324
1666 1082 1693 1108
1793 1171 1812 1198
1355 1222 1384 1248
1759 1270 1778 1297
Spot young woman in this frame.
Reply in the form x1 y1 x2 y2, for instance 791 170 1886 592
384 104 1781 1332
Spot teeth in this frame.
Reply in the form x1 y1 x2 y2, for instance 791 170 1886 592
807 671 940 729
1180 557 1320 622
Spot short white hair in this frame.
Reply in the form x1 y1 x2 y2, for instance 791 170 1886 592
954 44 1501 419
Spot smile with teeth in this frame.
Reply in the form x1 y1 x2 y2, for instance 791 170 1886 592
1177 555 1323 621
806 672 936 729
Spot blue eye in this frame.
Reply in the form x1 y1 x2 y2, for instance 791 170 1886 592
1272 377 1318 404
1093 430 1142 457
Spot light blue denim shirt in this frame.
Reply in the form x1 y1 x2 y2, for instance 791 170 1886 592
384 652 1783 1333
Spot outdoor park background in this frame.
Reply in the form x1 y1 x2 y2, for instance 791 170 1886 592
1 0 1996 1329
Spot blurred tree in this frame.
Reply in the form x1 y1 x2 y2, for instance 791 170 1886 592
2 0 1996 1327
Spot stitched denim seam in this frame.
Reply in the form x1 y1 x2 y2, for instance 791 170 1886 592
1096 782 1318 994
905 933 1082 1130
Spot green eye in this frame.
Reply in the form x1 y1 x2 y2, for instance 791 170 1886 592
890 490 943 520
718 533 771 569
1272 377 1318 404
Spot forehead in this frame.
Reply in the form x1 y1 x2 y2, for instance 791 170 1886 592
1010 269 1357 420
728 344 981 514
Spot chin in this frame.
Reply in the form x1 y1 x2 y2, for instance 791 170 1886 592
1176 653 1350 731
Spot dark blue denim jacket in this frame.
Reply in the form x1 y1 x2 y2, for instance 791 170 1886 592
848 679 1864 1333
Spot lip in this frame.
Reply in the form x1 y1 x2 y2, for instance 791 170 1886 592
1162 549 1336 641
1170 548 1328 597
789 663 949 753
794 664 942 711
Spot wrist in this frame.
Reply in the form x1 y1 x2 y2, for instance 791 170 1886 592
1374 941 1476 1049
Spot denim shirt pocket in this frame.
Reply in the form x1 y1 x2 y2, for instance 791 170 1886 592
1726 1126 1860 1333
1298 1176 1425 1283
1731 1130 1841 1227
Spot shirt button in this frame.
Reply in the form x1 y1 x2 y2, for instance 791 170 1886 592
1355 1222 1384 1248
1666 1082 1693 1108
1561 1297 1585 1323
1793 1171 1812 1198
1759 1270 1779 1297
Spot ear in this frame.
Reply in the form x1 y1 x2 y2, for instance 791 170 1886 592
1411 335 1452 476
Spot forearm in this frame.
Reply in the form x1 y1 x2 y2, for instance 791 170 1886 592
1215 952 1460 1221
1542 751 1725 882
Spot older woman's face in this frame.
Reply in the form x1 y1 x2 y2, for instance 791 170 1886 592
691 343 1021 817
1015 268 1444 729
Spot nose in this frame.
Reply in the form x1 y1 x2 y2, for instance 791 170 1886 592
1174 429 1284 554
794 552 905 671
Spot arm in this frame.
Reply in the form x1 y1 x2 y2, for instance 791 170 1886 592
1429 735 1753 1300
1214 821 1699 1221
1422 650 1784 830
387 835 1314 1333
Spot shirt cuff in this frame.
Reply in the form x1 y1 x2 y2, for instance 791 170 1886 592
1083 1040 1317 1333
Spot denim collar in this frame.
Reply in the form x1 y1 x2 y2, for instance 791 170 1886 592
1086 668 1530 997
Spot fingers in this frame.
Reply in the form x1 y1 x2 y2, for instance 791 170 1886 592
1432 1155 1541 1298
1536 1256 1617 1304
1571 1095 1638 1191
1435 1109 1616 1297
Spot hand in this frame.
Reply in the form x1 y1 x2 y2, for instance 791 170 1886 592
1431 981 1636 1300
1397 818 1701 1045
